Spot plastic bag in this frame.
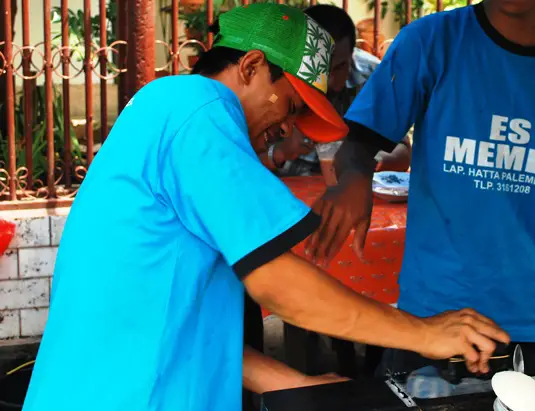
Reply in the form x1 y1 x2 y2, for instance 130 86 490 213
0 219 16 256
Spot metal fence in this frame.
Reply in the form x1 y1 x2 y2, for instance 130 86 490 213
0 0 440 210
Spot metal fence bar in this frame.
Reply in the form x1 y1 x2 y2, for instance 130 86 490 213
22 0 33 188
171 0 179 75
117 0 129 112
61 0 73 188
44 0 56 198
84 0 94 165
4 0 16 200
437 0 443 11
99 0 109 142
406 0 412 24
373 0 381 56
343 0 349 11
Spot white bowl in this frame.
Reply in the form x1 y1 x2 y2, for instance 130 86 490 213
492 371 535 411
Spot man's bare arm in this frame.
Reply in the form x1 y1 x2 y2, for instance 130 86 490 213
243 346 348 394
243 345 307 394
334 138 379 180
244 252 510 374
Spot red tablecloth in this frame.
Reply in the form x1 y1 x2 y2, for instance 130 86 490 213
283 176 407 305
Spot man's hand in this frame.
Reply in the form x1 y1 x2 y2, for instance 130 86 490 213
418 309 510 374
305 171 373 265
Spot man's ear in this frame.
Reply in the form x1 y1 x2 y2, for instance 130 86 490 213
238 50 268 85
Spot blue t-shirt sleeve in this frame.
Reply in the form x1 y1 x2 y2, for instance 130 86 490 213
345 24 434 145
159 98 320 278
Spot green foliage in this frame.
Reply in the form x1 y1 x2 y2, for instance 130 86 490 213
180 8 211 40
0 88 84 187
367 0 474 27
50 2 117 60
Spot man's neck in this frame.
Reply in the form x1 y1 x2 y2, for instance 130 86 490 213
484 0 535 47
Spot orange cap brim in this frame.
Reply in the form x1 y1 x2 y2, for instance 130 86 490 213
284 72 349 143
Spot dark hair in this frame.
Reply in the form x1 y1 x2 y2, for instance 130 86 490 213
192 20 284 82
304 5 356 51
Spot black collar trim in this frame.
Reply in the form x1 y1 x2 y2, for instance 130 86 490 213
474 2 535 57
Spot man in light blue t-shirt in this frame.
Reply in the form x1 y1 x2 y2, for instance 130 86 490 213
23 4 509 411
307 0 535 393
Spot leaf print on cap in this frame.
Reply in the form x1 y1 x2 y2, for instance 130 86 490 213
296 16 334 94
318 49 330 74
304 36 320 57
301 59 322 83
308 19 325 42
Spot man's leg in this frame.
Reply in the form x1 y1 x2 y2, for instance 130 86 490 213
243 293 264 411
330 337 359 378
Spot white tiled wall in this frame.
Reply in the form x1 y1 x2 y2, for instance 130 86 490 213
21 308 50 337
0 208 69 340
0 250 18 280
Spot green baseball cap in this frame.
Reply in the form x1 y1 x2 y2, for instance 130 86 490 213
214 3 349 143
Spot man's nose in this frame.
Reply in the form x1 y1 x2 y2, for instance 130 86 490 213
279 117 296 138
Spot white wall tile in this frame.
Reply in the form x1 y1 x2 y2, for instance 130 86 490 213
0 279 50 310
0 249 18 280
19 247 58 278
10 217 51 248
20 308 49 337
50 216 67 246
0 310 20 339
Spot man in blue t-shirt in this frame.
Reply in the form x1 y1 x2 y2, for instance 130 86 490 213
306 0 535 391
23 4 509 411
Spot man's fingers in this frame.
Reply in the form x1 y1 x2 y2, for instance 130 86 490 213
305 199 325 254
465 324 496 353
459 339 480 370
305 200 331 260
352 219 370 261
479 324 510 345
464 315 510 345
325 217 354 263
315 207 345 264
466 359 479 374
465 328 496 374
459 308 496 326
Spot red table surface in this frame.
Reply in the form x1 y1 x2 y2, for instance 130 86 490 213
279 176 407 306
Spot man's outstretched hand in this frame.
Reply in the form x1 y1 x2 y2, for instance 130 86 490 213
305 172 373 266
418 308 510 374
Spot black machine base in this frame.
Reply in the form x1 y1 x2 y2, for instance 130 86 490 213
261 379 497 411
